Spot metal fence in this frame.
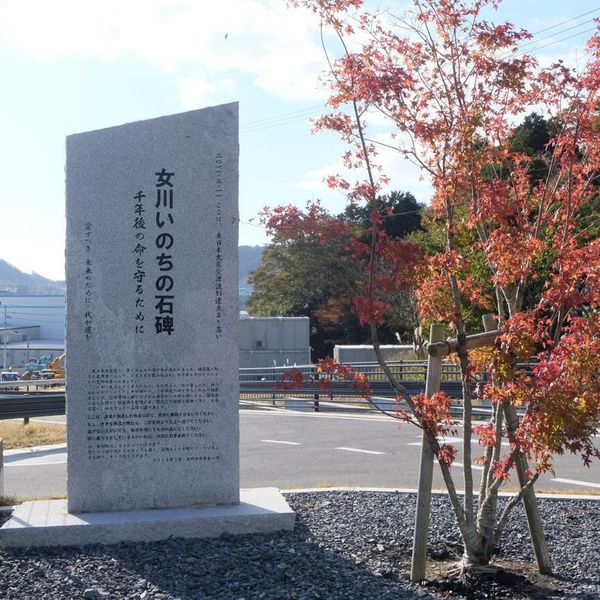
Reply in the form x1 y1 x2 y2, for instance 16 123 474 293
0 361 510 420
238 361 467 383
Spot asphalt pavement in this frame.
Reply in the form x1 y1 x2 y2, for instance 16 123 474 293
2 407 599 500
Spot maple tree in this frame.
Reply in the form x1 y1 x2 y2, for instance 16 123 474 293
270 0 600 572
249 193 425 356
247 207 366 357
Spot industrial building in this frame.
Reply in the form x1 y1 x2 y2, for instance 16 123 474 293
239 315 310 368
0 296 65 368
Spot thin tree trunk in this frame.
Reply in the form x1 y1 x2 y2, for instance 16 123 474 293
445 201 475 527
503 403 552 574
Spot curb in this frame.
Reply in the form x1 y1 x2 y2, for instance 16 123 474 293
4 443 67 456
281 486 600 501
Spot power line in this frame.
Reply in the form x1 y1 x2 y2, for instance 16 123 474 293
8 312 64 317
0 305 64 309
239 11 600 136
7 319 63 325
237 218 265 229
527 8 600 37
241 107 325 133
516 18 599 52
242 115 317 133
515 26 599 57
241 114 318 133
240 104 325 128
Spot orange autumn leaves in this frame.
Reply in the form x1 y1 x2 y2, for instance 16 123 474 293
275 0 600 483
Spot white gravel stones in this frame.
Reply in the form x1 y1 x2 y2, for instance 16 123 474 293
0 491 598 599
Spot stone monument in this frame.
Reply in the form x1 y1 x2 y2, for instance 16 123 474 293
0 104 294 547
66 103 240 513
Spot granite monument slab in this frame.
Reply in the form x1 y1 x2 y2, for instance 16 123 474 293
66 104 240 513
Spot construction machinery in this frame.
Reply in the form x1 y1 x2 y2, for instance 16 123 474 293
48 353 65 379
25 355 52 372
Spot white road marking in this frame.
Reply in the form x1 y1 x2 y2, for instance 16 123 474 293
336 446 385 455
407 440 511 446
552 477 600 489
408 436 464 446
452 461 485 472
5 460 66 467
4 443 67 456
261 439 301 445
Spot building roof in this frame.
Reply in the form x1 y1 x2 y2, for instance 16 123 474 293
5 340 64 350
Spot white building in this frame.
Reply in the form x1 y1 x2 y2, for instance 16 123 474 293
333 344 417 364
239 315 310 368
0 296 65 368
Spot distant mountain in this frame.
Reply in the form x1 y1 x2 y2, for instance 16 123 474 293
239 245 264 309
0 260 65 295
0 248 265 299
239 245 264 288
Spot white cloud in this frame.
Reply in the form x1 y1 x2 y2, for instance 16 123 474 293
295 133 434 207
177 76 235 109
0 0 327 102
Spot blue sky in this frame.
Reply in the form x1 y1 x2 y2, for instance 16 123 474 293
0 0 598 280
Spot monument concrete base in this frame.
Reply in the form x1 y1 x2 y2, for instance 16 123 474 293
0 488 295 548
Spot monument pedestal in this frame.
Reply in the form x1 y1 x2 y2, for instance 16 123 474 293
0 488 294 548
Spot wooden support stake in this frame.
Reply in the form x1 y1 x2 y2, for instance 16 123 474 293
427 329 501 357
481 313 497 332
0 438 3 499
504 403 552 574
411 323 444 582
481 314 552 575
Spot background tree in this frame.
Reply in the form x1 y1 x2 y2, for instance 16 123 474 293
343 190 424 238
283 0 600 574
247 208 364 357
249 193 425 357
409 206 494 333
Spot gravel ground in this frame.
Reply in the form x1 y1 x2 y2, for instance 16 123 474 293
0 491 598 599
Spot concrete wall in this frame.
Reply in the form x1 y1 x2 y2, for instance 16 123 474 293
333 344 417 363
239 316 310 368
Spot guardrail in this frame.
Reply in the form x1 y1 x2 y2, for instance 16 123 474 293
0 361 521 420
0 393 66 420
239 361 467 383
0 379 65 391
238 378 466 400
0 380 479 420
